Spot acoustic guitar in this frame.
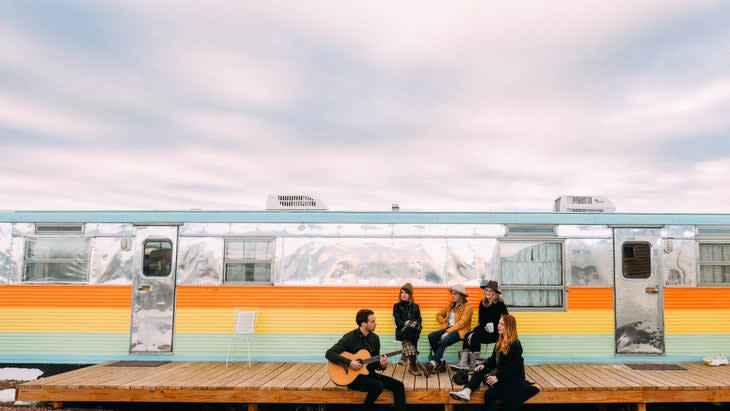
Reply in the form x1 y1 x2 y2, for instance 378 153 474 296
328 346 417 386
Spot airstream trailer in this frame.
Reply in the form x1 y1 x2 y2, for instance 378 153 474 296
0 196 728 364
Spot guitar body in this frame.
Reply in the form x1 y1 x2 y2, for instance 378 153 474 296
328 349 373 386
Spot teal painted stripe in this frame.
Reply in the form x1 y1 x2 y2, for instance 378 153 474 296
1 332 709 365
5 210 730 225
666 334 730 355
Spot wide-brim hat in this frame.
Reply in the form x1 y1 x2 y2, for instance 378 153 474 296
480 279 501 294
449 283 468 297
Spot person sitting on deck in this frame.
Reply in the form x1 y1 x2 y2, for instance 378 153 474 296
423 284 473 374
392 282 429 376
449 314 539 410
326 308 406 411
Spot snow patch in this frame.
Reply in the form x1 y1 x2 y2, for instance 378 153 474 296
0 367 44 381
0 388 15 403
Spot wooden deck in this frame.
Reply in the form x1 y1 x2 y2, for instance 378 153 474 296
16 361 730 411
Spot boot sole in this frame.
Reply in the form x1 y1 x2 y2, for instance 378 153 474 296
449 393 470 402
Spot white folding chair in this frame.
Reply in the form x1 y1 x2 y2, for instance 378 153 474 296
225 309 257 369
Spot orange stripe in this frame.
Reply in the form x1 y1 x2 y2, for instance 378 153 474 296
176 286 614 310
175 286 462 309
567 287 613 310
665 288 730 309
0 285 132 308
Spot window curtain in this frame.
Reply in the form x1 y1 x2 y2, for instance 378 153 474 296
699 244 730 284
501 242 562 307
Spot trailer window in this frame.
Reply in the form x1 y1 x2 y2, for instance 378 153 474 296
143 240 172 277
622 242 651 279
24 237 90 282
698 243 730 284
224 239 273 283
499 241 563 308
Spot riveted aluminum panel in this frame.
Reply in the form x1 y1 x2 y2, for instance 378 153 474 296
556 225 612 238
444 238 498 285
91 237 134 284
662 239 697 286
565 238 613 286
85 223 136 236
0 223 12 284
177 237 223 285
180 223 506 238
277 237 446 285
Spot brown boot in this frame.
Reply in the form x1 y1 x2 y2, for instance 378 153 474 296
407 355 422 376
434 360 447 374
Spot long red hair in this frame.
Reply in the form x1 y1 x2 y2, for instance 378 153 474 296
495 314 518 355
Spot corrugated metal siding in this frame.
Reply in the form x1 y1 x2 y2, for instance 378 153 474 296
0 285 131 307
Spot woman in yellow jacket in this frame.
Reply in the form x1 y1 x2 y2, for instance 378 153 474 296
423 284 473 374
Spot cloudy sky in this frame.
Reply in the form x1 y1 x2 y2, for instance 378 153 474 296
2 1 730 213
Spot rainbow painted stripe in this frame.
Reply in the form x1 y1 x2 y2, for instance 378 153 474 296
0 285 727 362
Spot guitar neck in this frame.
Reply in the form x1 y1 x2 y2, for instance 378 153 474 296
362 349 403 366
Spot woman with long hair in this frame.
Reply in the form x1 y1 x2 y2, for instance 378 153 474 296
451 280 508 370
449 314 539 410
392 282 426 376
423 284 473 374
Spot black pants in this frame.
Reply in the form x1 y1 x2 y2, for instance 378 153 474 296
483 383 523 411
462 326 498 351
396 327 420 349
464 368 529 411
349 372 406 411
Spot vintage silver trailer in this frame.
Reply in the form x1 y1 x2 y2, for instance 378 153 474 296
0 196 728 363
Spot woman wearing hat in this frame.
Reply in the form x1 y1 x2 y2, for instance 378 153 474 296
392 283 426 376
423 284 473 374
451 280 509 371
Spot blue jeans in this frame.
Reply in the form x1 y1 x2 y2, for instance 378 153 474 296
427 329 461 362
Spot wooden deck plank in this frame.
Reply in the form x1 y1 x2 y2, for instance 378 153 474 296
16 361 730 407
572 364 618 389
611 365 671 390
539 364 580 390
200 363 257 389
549 364 598 390
586 364 642 389
680 363 728 389
295 364 329 390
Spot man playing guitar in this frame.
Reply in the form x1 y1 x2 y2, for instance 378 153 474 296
325 308 406 411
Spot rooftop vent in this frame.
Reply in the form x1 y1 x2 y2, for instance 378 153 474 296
554 195 615 213
266 194 328 210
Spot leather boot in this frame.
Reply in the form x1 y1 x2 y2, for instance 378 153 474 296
469 351 481 370
407 354 422 376
434 359 447 374
398 342 409 365
449 350 471 371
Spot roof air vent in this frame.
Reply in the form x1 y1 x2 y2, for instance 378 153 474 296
266 194 328 211
554 195 615 213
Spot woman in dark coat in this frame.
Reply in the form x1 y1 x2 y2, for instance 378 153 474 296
449 314 539 410
392 283 425 375
452 280 508 370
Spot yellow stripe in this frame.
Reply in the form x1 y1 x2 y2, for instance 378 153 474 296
512 311 613 334
175 308 614 335
665 310 730 334
0 308 130 332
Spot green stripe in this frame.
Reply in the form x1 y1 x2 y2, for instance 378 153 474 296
665 335 730 355
0 333 129 355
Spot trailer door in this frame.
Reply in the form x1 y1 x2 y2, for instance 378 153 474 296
130 226 178 353
613 228 665 354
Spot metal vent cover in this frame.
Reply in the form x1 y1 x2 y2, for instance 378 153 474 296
266 194 328 210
